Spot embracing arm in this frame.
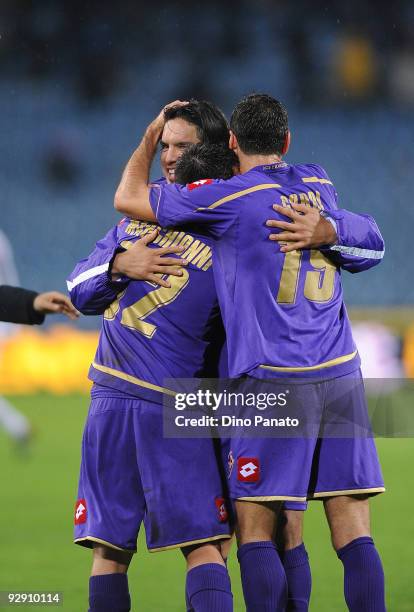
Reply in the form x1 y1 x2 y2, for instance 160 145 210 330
67 225 188 314
67 226 130 315
318 209 384 273
267 203 384 273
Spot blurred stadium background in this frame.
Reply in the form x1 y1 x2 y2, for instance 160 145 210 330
0 1 413 610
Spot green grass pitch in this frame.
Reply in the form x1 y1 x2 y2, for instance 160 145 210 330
0 393 413 611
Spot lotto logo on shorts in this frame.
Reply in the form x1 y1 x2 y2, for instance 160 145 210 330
74 499 87 525
187 179 213 190
215 497 229 523
237 458 260 482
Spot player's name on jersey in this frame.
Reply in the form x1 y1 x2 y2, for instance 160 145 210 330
278 190 325 211
125 220 212 271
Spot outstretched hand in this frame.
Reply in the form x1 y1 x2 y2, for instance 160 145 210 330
111 228 189 288
266 203 337 252
33 291 79 320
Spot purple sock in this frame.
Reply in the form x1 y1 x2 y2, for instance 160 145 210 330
237 541 287 611
186 558 229 611
186 563 233 611
337 536 386 612
279 543 311 611
89 573 130 612
186 586 192 612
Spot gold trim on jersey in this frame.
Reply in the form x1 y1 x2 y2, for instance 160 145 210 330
74 536 137 553
196 184 281 211
91 362 176 396
310 487 385 499
259 350 358 373
237 495 306 502
302 177 333 185
149 534 232 553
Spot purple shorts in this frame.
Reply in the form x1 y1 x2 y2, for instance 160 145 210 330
74 390 231 553
227 370 385 502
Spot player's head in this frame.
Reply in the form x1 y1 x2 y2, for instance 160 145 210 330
161 100 229 183
229 93 290 157
174 143 239 185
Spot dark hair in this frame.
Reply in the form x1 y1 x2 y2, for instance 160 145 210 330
230 93 288 156
175 144 238 184
164 100 230 147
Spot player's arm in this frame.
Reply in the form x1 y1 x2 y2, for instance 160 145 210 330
114 101 187 221
113 123 157 221
318 209 385 272
67 225 130 315
111 228 187 289
267 202 337 252
267 203 384 272
67 224 187 314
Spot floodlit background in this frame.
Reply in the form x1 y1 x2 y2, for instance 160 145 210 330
1 1 413 610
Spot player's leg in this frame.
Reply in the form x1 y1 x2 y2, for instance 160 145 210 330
324 495 385 612
227 381 322 611
235 499 288 611
0 395 31 446
313 371 386 611
73 390 145 612
276 506 312 611
89 544 133 612
138 403 233 611
182 542 232 612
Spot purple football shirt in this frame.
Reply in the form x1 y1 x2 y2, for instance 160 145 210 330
150 162 384 379
67 214 224 400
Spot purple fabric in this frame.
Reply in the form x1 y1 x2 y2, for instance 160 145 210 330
88 574 130 612
151 161 384 379
227 371 384 501
337 537 386 612
186 563 233 612
280 544 312 611
67 217 224 401
237 541 287 611
75 394 231 552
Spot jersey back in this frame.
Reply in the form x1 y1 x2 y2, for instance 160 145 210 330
69 218 224 400
151 162 359 379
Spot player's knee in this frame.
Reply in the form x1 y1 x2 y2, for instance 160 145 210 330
324 495 371 551
91 544 132 575
235 500 282 545
276 509 304 550
182 541 226 570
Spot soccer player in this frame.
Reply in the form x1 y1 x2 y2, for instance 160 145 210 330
114 94 386 611
68 100 238 612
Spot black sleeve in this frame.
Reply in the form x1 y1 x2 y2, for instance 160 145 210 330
0 285 45 325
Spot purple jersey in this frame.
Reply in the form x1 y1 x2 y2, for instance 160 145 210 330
67 217 224 401
150 162 384 379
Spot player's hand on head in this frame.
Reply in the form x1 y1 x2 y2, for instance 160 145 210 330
33 291 80 320
266 203 337 252
151 100 189 134
111 229 188 288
